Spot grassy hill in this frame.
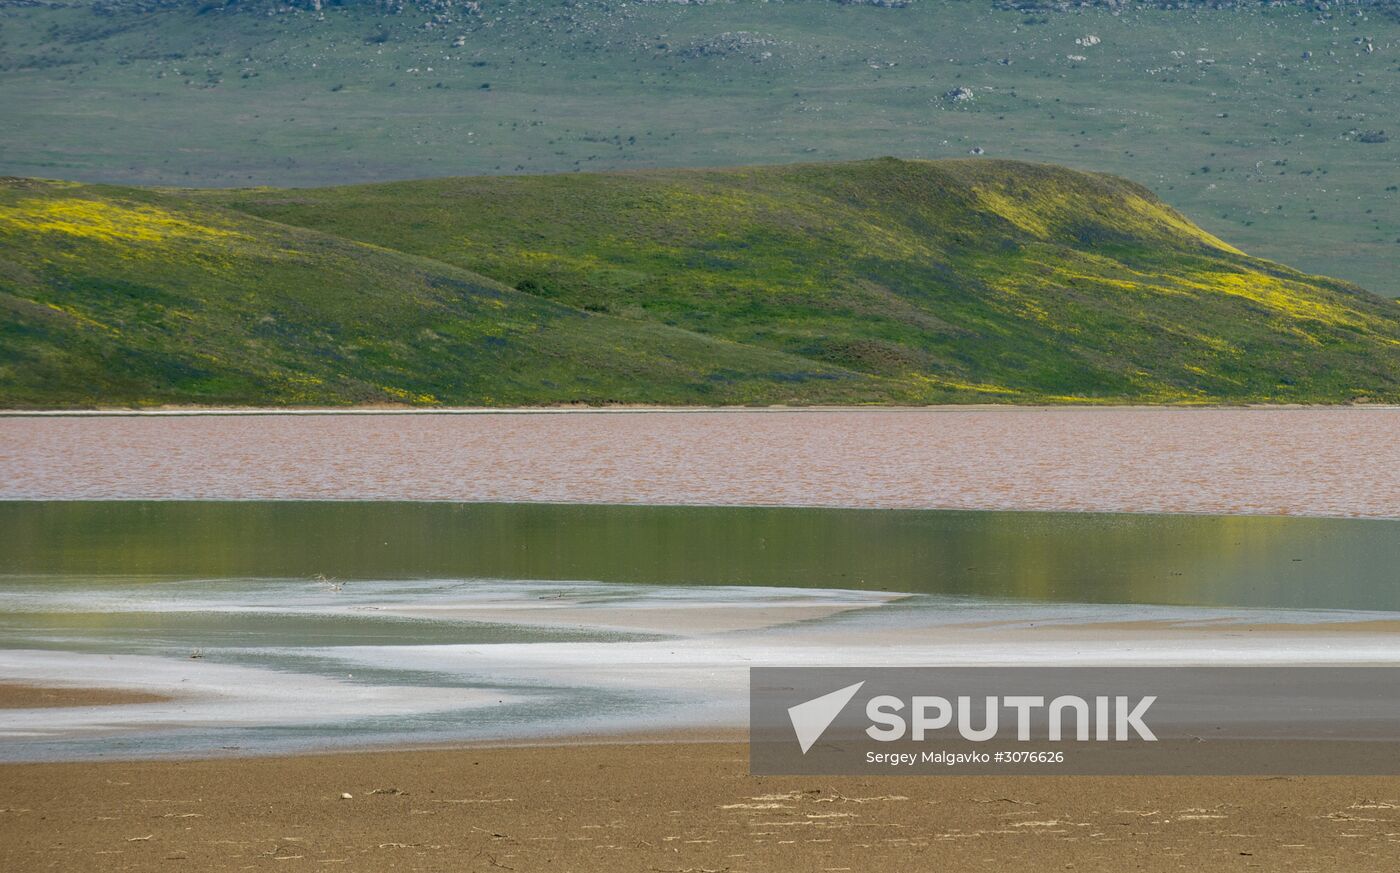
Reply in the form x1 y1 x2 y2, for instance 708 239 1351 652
0 177 888 407
4 157 1400 408
1 0 1396 296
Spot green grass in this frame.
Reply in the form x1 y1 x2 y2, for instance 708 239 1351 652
0 0 1396 296
0 176 891 407
4 158 1400 408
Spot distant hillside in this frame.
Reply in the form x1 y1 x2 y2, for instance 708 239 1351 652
1 0 1396 296
4 158 1400 407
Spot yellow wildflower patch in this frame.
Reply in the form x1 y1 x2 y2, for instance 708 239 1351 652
1185 271 1363 328
911 373 1020 396
505 246 607 271
380 385 439 404
0 197 243 245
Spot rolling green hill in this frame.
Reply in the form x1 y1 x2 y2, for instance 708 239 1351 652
0 177 887 407
4 158 1400 407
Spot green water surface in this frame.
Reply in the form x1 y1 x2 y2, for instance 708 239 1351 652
2 502 1397 612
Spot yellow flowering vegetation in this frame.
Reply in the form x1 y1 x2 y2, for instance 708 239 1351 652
0 196 244 246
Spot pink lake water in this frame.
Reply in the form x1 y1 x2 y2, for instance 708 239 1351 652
1 407 1397 517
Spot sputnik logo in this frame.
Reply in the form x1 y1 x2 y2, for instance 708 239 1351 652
787 681 865 754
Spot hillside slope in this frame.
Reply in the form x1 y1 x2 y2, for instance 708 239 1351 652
2 1 1395 296
4 158 1400 408
0 178 887 407
199 158 1400 405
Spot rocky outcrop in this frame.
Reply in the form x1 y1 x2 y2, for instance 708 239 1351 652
675 32 780 61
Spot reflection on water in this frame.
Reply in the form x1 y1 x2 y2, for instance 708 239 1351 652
3 501 1399 610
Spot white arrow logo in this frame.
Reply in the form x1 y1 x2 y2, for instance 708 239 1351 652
787 681 865 754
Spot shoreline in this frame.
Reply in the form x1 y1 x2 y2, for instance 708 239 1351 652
4 741 1399 872
3 495 1398 523
4 402 1400 417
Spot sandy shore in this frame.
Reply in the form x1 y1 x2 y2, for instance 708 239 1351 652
2 741 1398 872
0 684 170 710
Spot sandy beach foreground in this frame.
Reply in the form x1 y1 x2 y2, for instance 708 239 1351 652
3 742 1398 872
